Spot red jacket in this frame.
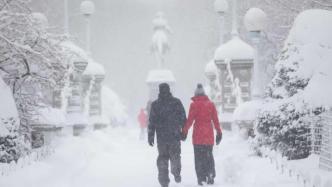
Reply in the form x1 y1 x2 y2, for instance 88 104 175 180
138 109 147 128
182 96 222 145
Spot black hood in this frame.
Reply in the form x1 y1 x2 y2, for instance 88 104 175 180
158 83 172 99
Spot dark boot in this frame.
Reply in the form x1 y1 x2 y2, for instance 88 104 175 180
198 181 204 186
169 142 181 183
174 175 181 183
157 144 170 187
207 175 214 185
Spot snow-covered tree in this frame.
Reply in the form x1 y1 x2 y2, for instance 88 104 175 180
253 9 332 160
0 0 68 155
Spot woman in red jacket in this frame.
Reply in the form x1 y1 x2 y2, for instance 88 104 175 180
137 108 148 140
182 84 222 186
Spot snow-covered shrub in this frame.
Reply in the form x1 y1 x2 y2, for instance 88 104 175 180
255 101 325 159
254 10 332 160
0 118 21 163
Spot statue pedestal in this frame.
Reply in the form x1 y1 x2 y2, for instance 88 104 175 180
146 69 176 101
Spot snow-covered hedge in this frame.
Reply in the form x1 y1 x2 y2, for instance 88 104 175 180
254 9 332 160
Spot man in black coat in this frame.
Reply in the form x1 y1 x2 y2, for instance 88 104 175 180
148 83 186 187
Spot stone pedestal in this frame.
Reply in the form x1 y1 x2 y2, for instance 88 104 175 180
146 69 176 101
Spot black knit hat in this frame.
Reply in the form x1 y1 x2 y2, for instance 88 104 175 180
195 83 205 96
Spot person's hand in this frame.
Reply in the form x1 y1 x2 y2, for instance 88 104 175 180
181 133 187 141
216 132 222 145
148 136 154 147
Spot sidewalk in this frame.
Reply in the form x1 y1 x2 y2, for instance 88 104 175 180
0 127 301 187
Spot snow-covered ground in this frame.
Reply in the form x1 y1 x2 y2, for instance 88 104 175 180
0 127 302 187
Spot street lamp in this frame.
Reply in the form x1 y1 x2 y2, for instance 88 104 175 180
214 0 229 44
244 7 267 99
80 0 95 55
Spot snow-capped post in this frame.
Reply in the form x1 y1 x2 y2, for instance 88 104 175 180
67 60 89 136
83 60 107 130
244 8 267 99
214 0 228 44
151 12 172 69
80 0 95 55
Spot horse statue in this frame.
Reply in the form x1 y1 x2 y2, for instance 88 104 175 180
151 12 172 68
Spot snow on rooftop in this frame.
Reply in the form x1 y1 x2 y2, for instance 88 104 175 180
214 36 254 62
283 9 332 107
83 59 106 76
146 69 176 83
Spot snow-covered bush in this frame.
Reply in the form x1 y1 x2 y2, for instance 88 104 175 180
254 9 332 160
0 117 21 163
255 100 325 159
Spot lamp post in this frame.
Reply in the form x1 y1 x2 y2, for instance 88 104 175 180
244 8 267 99
80 0 95 55
214 0 229 44
64 0 69 35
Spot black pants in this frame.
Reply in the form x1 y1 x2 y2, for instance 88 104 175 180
194 145 215 183
157 142 181 187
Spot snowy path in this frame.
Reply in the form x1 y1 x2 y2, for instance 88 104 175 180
0 127 301 187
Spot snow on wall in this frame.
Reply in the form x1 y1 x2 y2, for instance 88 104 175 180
0 77 19 136
102 86 128 125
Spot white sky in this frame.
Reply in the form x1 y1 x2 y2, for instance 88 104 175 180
31 0 221 118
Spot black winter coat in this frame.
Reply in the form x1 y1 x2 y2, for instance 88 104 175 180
148 93 186 144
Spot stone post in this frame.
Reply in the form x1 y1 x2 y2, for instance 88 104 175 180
67 61 88 136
